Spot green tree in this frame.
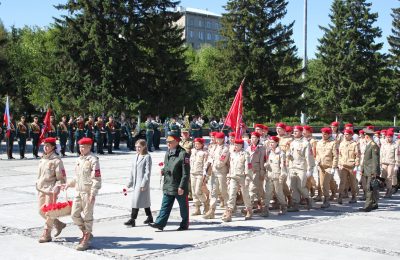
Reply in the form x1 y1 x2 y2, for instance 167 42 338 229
212 0 303 122
310 0 387 122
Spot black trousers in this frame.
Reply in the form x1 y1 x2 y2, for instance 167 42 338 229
130 207 152 219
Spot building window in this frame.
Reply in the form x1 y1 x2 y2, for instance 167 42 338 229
198 31 204 40
214 22 219 30
189 18 194 26
189 31 193 38
206 21 211 28
198 19 202 27
207 33 212 40
215 34 219 41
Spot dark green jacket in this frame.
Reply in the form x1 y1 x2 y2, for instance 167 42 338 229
162 145 190 196
361 141 380 177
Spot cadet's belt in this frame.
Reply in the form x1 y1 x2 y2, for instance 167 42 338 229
19 131 27 134
61 130 68 133
33 131 40 134
191 128 200 130
146 129 154 132
171 130 177 132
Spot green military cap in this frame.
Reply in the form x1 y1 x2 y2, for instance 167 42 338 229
181 128 189 132
166 131 181 142
362 128 375 135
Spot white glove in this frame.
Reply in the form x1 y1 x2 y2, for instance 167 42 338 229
306 171 312 177
330 168 335 176
394 165 399 172
203 170 208 176
334 168 339 176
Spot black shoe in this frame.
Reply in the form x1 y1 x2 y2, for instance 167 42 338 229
372 204 378 210
359 207 372 212
148 150 153 152
124 219 135 227
98 152 104 155
177 226 188 231
143 216 153 224
149 223 164 231
108 152 114 154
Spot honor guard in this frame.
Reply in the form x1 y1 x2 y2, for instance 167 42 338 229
47 116 57 138
209 117 220 132
3 115 16 159
190 116 202 139
85 116 95 152
94 116 105 154
169 117 181 137
30 116 41 158
67 116 76 153
145 115 155 152
75 116 85 155
153 115 162 150
113 119 121 150
105 116 116 154
16 116 28 159
57 116 69 156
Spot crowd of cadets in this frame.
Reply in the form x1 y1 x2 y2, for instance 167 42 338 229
185 122 400 221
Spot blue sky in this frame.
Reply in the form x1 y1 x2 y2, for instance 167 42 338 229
0 0 396 59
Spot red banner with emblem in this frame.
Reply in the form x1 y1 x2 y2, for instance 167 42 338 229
223 78 245 138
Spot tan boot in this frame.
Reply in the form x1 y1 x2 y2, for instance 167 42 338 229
287 203 300 212
260 206 269 217
191 205 201 216
313 195 322 202
203 209 215 219
76 232 92 251
220 199 225 208
203 200 210 215
221 209 232 222
38 229 52 243
244 207 253 220
279 205 287 215
53 219 66 237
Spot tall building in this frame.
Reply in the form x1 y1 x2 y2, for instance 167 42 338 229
175 6 222 50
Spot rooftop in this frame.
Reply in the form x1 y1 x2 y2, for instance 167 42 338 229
176 6 222 18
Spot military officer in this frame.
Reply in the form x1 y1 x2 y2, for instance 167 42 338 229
179 128 193 154
264 136 288 215
380 131 399 198
94 116 105 154
57 115 69 156
287 126 314 212
65 137 102 250
16 116 28 159
359 128 380 212
222 139 253 222
190 138 209 216
338 129 360 204
75 116 85 155
85 116 95 152
30 116 41 158
67 116 76 153
203 132 230 219
105 116 116 154
315 127 338 208
150 132 190 231
3 115 16 159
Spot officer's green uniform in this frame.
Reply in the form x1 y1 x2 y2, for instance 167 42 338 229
94 120 105 154
67 121 76 153
360 140 380 211
75 121 85 155
16 121 28 159
153 121 161 150
145 120 154 152
85 121 95 152
114 121 121 150
105 121 115 154
57 122 68 156
153 137 190 230
190 121 201 138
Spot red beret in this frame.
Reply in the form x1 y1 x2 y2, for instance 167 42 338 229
194 138 205 144
210 132 216 137
381 129 387 134
321 127 332 134
262 125 269 130
359 130 365 135
215 132 225 139
285 125 293 132
388 128 395 132
293 125 303 132
386 131 394 137
330 122 339 127
276 122 286 128
251 131 260 138
228 132 236 137
366 125 374 130
234 139 244 144
303 125 313 133
43 137 56 144
78 137 93 145
344 129 353 135
270 136 280 143
344 123 353 128
254 124 264 129
374 131 381 135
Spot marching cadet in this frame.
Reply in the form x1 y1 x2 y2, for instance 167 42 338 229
380 131 399 198
374 130 382 147
30 116 41 158
276 122 293 206
285 125 293 137
85 116 95 153
338 129 360 204
57 116 69 157
145 115 155 152
94 116 105 154
287 126 314 212
75 116 85 155
203 132 230 219
106 116 116 154
67 116 76 153
4 115 16 159
315 127 338 208
153 115 162 150
245 131 266 212
264 136 288 215
359 128 380 212
254 124 269 144
47 116 57 138
36 137 67 243
16 116 28 159
303 125 317 199
179 128 193 154
228 132 236 153
222 139 253 222
330 121 343 145
65 137 102 250
190 138 209 216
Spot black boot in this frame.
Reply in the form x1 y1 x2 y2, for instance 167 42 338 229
144 216 153 224
124 219 135 227
125 208 138 227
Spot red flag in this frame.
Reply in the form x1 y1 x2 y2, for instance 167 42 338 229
224 78 245 138
38 108 52 146
3 96 11 138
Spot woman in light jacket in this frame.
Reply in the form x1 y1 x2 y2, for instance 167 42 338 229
124 139 153 227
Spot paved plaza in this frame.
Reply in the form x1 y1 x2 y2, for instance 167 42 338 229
0 141 399 259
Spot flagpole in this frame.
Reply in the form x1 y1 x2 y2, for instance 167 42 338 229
221 77 246 133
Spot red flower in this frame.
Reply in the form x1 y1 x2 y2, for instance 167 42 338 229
123 188 127 192
159 162 164 167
